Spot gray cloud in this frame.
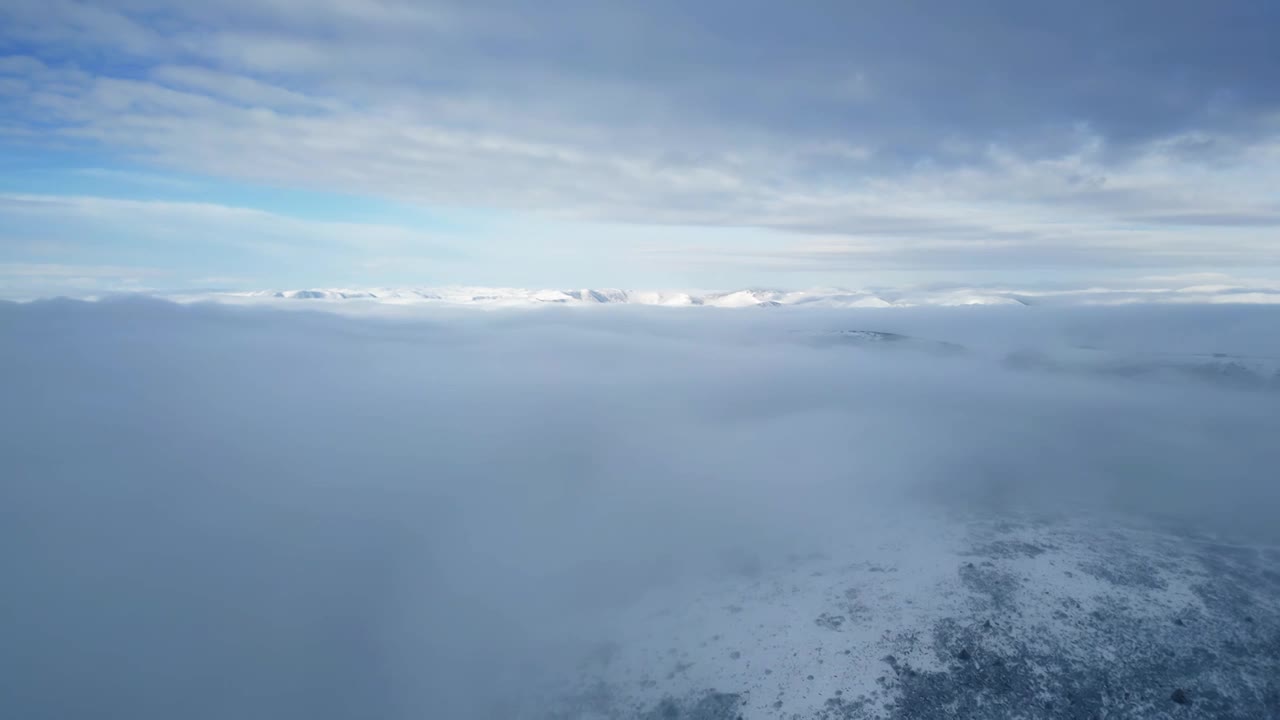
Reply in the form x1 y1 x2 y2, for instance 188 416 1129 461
8 1 1279 149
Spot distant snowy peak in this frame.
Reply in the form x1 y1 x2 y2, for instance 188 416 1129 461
228 287 1025 308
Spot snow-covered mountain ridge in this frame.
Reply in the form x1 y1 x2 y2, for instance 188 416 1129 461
229 287 999 308
187 282 1280 309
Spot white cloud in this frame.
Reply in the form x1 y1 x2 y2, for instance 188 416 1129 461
149 64 337 111
10 53 1280 270
4 2 1280 275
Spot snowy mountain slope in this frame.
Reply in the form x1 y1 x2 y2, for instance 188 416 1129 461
530 512 1280 719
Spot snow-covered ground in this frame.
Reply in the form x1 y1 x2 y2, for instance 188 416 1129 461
531 511 1280 719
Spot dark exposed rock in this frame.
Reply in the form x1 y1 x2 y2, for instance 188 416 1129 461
965 540 1053 559
816 613 846 631
641 691 742 720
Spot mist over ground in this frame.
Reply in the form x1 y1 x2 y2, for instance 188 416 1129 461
2 299 1278 718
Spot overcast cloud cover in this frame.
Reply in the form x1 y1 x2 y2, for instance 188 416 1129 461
3 299 1280 717
2 1 1280 292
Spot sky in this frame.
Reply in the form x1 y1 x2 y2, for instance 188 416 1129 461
2 1 1280 295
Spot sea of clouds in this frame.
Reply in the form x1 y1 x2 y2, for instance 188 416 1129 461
2 298 1278 718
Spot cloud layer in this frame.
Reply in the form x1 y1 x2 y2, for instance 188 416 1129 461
2 300 1279 717
3 1 1280 279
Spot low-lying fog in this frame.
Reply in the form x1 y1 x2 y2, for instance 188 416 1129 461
2 298 1278 718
